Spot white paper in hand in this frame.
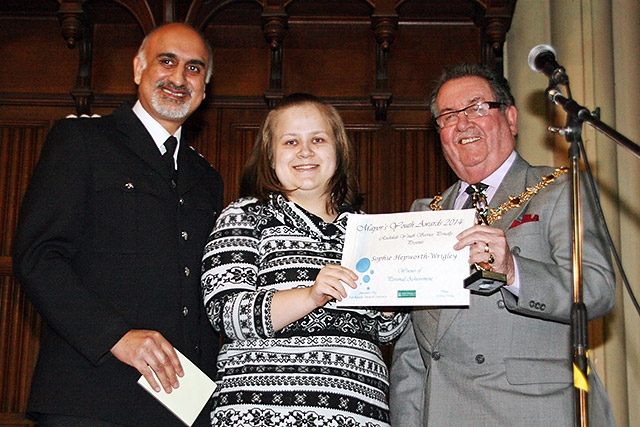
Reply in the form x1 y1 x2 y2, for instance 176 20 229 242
137 348 216 426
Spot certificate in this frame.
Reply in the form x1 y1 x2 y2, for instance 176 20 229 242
338 209 475 307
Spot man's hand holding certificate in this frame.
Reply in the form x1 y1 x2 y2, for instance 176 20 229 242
338 209 475 307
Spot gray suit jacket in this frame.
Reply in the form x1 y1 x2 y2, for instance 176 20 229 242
389 154 616 426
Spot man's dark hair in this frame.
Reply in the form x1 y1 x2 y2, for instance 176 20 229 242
429 63 516 118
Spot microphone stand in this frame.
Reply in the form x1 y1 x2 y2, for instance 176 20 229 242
547 88 640 158
545 81 640 427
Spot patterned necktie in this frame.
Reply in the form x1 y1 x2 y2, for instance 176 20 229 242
461 182 488 209
162 135 178 175
462 182 489 224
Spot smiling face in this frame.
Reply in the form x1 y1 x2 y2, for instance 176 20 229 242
436 76 518 183
133 23 210 134
271 103 338 206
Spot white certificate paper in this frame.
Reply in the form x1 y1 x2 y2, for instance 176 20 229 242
138 348 216 426
338 209 475 307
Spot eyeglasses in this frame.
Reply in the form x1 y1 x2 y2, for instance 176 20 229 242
434 101 504 129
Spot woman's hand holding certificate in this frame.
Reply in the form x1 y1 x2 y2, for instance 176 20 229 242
338 209 475 307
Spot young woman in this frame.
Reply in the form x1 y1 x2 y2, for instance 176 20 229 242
202 93 408 427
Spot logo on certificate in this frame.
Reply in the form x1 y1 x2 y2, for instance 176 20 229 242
398 290 417 298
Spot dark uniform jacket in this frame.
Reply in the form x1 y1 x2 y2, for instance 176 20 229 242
13 103 223 427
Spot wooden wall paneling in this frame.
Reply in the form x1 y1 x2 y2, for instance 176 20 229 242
370 11 398 121
261 4 288 107
226 122 259 201
0 276 41 427
0 122 48 426
185 0 264 30
347 123 383 213
0 123 47 255
396 127 430 211
204 22 271 98
392 125 452 212
342 109 456 216
355 127 453 216
187 105 269 206
82 0 156 34
382 126 413 212
389 23 482 102
193 1 271 101
57 0 96 115
0 18 77 95
360 124 455 215
91 23 142 96
283 20 377 98
474 0 518 74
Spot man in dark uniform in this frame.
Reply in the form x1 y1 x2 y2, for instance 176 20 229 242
13 23 223 427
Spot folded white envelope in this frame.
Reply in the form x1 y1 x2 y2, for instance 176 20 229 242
138 348 216 426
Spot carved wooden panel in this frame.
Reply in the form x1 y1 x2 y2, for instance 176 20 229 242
0 276 41 427
0 123 48 255
0 122 48 427
347 123 455 214
0 18 77 95
186 105 268 206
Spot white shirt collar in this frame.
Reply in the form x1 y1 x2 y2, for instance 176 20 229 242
457 150 517 205
132 100 182 156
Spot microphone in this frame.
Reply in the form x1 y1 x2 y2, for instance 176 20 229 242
528 44 568 85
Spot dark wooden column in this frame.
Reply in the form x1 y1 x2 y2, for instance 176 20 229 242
473 0 518 75
58 0 93 116
262 4 287 109
370 1 398 121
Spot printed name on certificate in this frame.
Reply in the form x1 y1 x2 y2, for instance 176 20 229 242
338 209 475 307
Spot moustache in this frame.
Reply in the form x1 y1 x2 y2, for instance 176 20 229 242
156 81 192 96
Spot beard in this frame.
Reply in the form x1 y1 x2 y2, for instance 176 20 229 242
150 81 193 120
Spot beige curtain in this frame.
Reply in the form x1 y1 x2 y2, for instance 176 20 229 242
505 0 640 425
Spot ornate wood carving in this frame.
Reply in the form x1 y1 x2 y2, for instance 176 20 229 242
70 30 94 117
56 0 160 115
472 0 518 74
57 0 93 116
370 12 398 121
262 5 287 109
57 0 85 49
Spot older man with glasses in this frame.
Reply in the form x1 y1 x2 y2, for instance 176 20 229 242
389 62 616 427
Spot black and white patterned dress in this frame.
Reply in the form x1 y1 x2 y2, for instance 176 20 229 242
202 194 409 427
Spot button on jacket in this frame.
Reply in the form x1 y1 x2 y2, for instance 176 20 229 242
13 103 223 427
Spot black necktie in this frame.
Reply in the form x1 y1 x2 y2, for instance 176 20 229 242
162 136 177 175
461 182 488 209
